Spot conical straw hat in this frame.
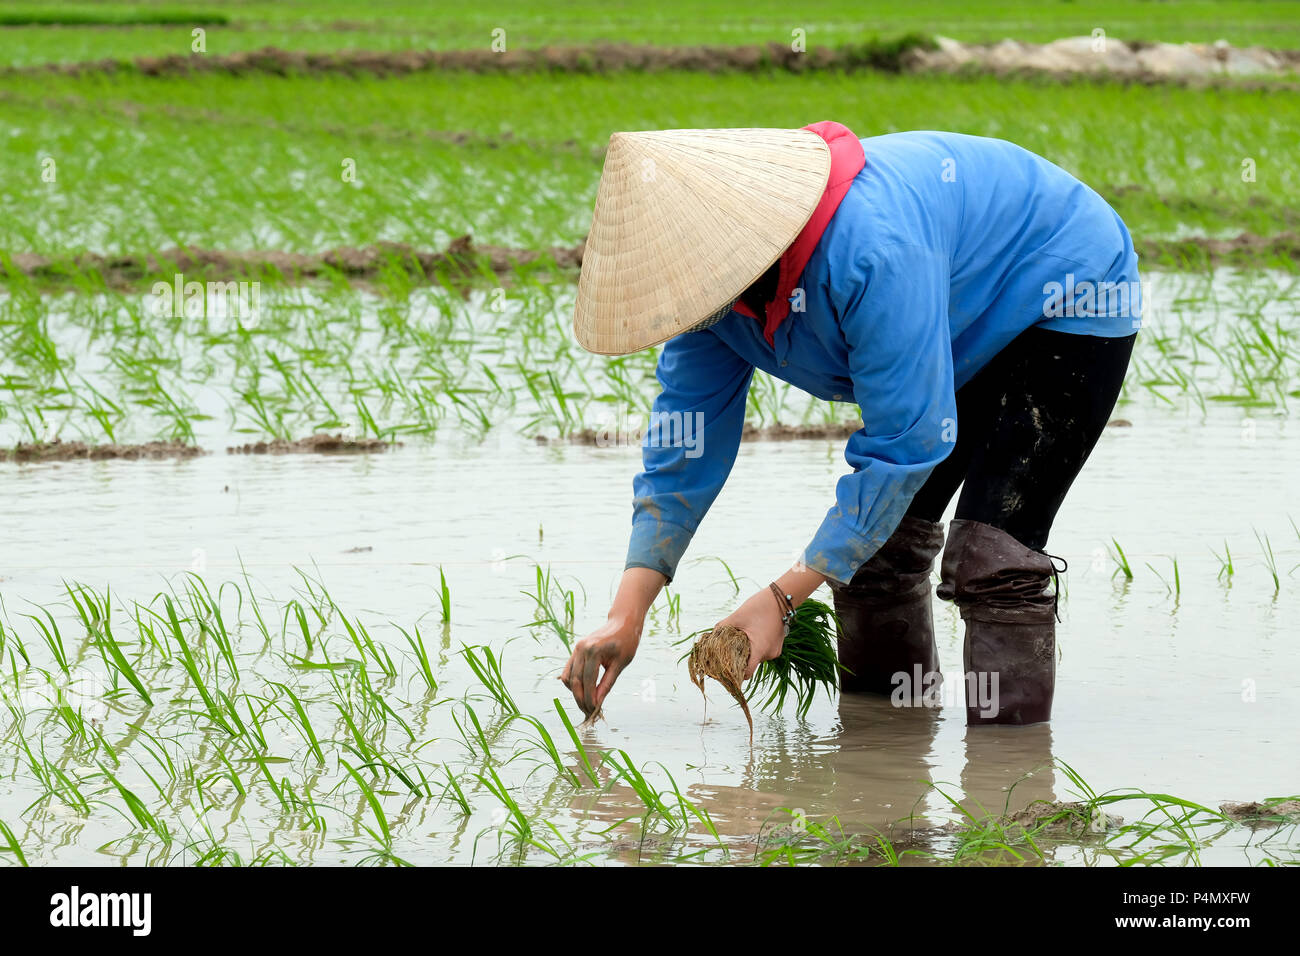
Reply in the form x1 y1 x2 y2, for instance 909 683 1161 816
573 127 831 355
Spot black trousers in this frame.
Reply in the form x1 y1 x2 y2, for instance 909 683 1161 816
905 326 1137 551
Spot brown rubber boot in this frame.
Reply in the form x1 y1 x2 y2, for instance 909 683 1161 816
829 516 945 701
937 519 1058 726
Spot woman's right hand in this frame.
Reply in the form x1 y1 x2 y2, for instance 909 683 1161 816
560 566 666 717
560 613 641 717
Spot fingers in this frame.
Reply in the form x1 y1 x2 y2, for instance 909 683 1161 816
560 650 585 711
578 654 601 714
594 657 627 709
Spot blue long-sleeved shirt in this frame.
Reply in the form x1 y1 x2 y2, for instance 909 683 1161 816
626 131 1141 585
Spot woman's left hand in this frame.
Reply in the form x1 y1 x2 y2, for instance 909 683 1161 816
718 587 787 680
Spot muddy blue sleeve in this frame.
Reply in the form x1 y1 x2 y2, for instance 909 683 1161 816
802 243 958 585
625 328 755 582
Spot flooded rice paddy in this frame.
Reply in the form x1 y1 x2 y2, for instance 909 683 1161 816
0 270 1297 866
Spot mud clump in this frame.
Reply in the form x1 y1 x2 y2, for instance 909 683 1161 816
1006 801 1123 835
227 434 398 455
4 439 203 463
1220 799 1300 826
688 624 753 742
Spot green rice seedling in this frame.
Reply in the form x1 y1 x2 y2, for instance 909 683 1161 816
437 566 452 624
476 764 535 851
269 682 326 764
1255 529 1280 595
698 556 742 593
552 698 600 786
202 750 248 801
1109 538 1134 581
69 584 153 707
339 760 412 866
450 702 495 762
339 614 396 678
0 600 30 667
258 761 328 834
343 744 432 798
757 811 882 867
505 712 581 788
440 765 472 817
1054 760 1228 866
181 575 239 679
521 565 578 650
237 557 272 648
24 607 70 676
682 599 846 737
36 760 94 817
99 765 171 845
928 785 1045 865
224 690 274 752
1143 558 1181 600
0 818 28 867
165 598 235 736
654 762 723 844
51 699 90 744
663 588 682 628
460 644 519 715
746 598 846 720
1213 540 1236 583
604 750 679 829
395 625 437 696
284 600 318 655
133 730 180 786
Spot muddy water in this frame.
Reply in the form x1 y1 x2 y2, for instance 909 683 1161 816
2 392 1297 864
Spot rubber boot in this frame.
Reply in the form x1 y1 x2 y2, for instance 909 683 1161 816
829 516 945 701
937 519 1058 726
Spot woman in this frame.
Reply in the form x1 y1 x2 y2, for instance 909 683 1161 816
561 123 1139 726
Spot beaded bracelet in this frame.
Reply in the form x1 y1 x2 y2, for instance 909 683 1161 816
769 582 796 636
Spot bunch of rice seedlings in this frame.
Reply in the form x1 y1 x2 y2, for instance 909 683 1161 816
688 598 845 741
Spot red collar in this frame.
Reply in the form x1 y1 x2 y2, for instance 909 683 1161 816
732 121 866 345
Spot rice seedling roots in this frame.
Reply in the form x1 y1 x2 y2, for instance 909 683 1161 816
688 624 753 742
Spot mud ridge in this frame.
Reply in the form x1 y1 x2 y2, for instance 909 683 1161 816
1140 232 1300 269
226 433 398 455
8 37 936 79
3 236 585 288
12 37 1300 85
534 421 862 447
908 36 1300 81
6 232 1297 292
3 439 203 463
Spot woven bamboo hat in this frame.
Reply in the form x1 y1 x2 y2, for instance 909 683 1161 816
573 127 831 355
